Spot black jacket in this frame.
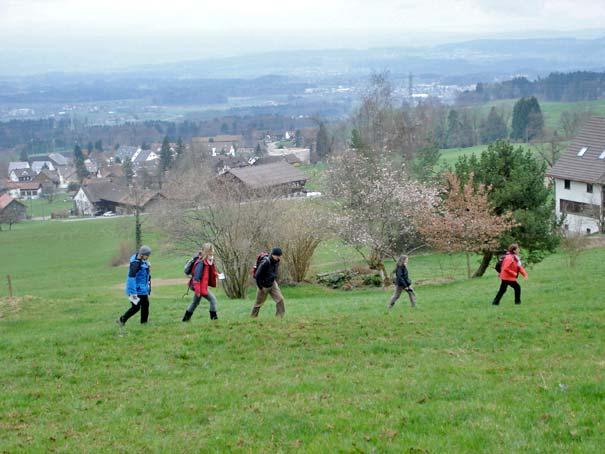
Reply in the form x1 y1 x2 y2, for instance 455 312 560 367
256 256 280 288
395 265 411 288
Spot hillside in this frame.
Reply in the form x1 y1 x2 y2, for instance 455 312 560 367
1 219 604 451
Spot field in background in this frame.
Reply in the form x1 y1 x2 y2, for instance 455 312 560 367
1 218 604 451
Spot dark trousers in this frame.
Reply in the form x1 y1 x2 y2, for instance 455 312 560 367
492 280 521 305
120 295 150 324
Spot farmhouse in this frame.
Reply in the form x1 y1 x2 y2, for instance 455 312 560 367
0 193 27 223
219 161 307 196
74 180 161 216
548 116 605 234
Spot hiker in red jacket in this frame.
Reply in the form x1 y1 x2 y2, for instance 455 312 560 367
182 243 220 321
491 243 528 306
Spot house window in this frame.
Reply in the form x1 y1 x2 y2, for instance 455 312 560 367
577 147 588 156
564 180 571 189
587 183 593 193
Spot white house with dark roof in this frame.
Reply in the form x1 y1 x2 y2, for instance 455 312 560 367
548 116 605 234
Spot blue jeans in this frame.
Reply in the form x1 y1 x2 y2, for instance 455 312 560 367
187 290 217 313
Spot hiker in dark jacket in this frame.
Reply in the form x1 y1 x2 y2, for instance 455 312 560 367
182 243 220 321
251 247 285 317
117 245 152 326
388 255 416 309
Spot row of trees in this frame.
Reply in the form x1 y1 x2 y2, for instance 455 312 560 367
459 71 605 104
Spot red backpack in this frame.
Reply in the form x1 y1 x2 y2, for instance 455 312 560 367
251 252 270 278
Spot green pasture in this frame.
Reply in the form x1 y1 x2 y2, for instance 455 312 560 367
1 219 604 452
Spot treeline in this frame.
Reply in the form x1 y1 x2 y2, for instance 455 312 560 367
458 71 605 104
0 114 315 152
0 75 310 105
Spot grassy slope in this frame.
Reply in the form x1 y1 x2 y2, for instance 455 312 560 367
1 220 604 452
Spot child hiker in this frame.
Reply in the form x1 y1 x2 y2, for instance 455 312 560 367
182 243 221 321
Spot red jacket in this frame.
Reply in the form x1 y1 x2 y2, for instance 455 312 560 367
499 253 527 282
192 258 218 296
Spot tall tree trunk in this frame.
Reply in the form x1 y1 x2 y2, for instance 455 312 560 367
473 251 493 278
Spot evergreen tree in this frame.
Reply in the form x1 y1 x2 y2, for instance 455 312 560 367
175 137 185 159
159 136 172 171
73 145 88 182
316 122 331 159
350 128 366 151
87 142 94 153
446 109 462 148
295 129 303 147
122 157 134 184
480 107 508 143
511 96 544 141
19 148 28 162
454 140 560 276
94 140 103 151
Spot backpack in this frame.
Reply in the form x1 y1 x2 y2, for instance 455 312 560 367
251 252 270 278
184 255 199 276
494 254 506 273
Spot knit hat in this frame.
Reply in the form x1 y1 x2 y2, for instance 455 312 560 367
139 245 152 256
271 247 282 256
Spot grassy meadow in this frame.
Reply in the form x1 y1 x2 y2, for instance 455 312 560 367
1 219 605 452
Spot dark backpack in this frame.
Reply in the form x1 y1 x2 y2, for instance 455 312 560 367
251 252 270 278
184 255 199 276
494 254 506 273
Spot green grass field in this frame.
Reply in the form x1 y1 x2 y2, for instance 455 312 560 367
1 219 604 452
24 196 74 219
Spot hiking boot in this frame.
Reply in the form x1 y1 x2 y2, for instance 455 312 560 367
210 311 218 320
182 310 193 322
116 318 125 327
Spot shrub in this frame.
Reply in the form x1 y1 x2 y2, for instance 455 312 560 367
109 241 133 267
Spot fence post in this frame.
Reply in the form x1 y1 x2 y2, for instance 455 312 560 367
7 275 13 298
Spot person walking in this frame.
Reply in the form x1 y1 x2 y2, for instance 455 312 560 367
251 247 285 318
182 243 220 321
491 243 528 306
117 245 152 326
388 255 416 309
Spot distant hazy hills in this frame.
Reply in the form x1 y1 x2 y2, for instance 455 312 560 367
129 36 605 82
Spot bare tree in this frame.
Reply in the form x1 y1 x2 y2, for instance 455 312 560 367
274 201 329 282
157 169 281 299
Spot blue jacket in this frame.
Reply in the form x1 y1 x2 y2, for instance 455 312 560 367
125 254 151 296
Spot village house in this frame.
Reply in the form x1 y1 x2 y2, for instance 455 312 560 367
30 160 56 174
548 116 605 234
8 161 30 176
73 180 161 216
219 161 308 196
4 181 43 199
9 167 36 182
0 193 27 225
192 135 243 158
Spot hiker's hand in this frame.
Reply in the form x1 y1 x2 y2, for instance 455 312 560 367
128 294 140 305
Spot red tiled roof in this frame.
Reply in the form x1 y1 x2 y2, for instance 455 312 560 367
0 193 26 210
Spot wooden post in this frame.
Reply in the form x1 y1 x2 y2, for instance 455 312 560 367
7 274 13 298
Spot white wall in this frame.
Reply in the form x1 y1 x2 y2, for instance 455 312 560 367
555 178 602 234
73 188 94 216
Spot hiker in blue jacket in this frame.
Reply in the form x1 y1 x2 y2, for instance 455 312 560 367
117 245 152 326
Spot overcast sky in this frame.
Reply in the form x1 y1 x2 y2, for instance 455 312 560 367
0 0 604 73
